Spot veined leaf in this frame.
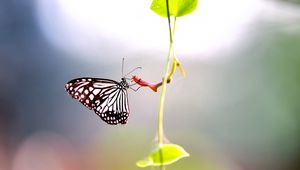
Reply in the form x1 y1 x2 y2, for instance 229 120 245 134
151 0 198 17
136 144 189 167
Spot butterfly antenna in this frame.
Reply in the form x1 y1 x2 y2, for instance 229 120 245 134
122 58 125 77
124 67 142 77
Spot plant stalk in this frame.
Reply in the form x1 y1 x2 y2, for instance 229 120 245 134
157 42 173 145
157 0 174 146
157 0 174 170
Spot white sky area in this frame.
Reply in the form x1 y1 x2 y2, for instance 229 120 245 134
35 0 299 61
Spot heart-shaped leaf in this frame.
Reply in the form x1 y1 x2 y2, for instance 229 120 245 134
151 0 198 17
136 144 189 167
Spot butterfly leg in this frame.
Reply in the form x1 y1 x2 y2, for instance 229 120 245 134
125 78 139 86
129 81 138 86
130 86 141 92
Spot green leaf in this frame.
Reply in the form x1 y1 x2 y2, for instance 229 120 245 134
136 144 189 167
150 0 198 17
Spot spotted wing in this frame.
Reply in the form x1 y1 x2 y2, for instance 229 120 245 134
65 78 130 125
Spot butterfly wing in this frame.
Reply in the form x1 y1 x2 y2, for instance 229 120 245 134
65 78 130 125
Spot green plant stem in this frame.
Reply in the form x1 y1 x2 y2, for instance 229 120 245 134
158 42 173 145
157 1 174 170
157 0 174 146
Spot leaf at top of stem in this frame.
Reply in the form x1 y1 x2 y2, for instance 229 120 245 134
151 0 198 17
136 144 189 167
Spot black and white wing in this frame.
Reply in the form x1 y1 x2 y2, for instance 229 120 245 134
65 77 130 125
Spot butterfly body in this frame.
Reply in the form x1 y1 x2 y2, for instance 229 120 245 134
65 77 130 125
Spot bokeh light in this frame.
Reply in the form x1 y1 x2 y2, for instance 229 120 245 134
35 0 263 60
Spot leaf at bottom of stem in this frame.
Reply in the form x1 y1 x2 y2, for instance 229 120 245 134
136 144 189 168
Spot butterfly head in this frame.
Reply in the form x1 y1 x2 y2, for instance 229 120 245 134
121 77 130 89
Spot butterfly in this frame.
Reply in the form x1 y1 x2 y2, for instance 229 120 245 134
65 77 130 125
65 59 142 125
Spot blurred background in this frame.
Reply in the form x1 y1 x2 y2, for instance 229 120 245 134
0 0 300 170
